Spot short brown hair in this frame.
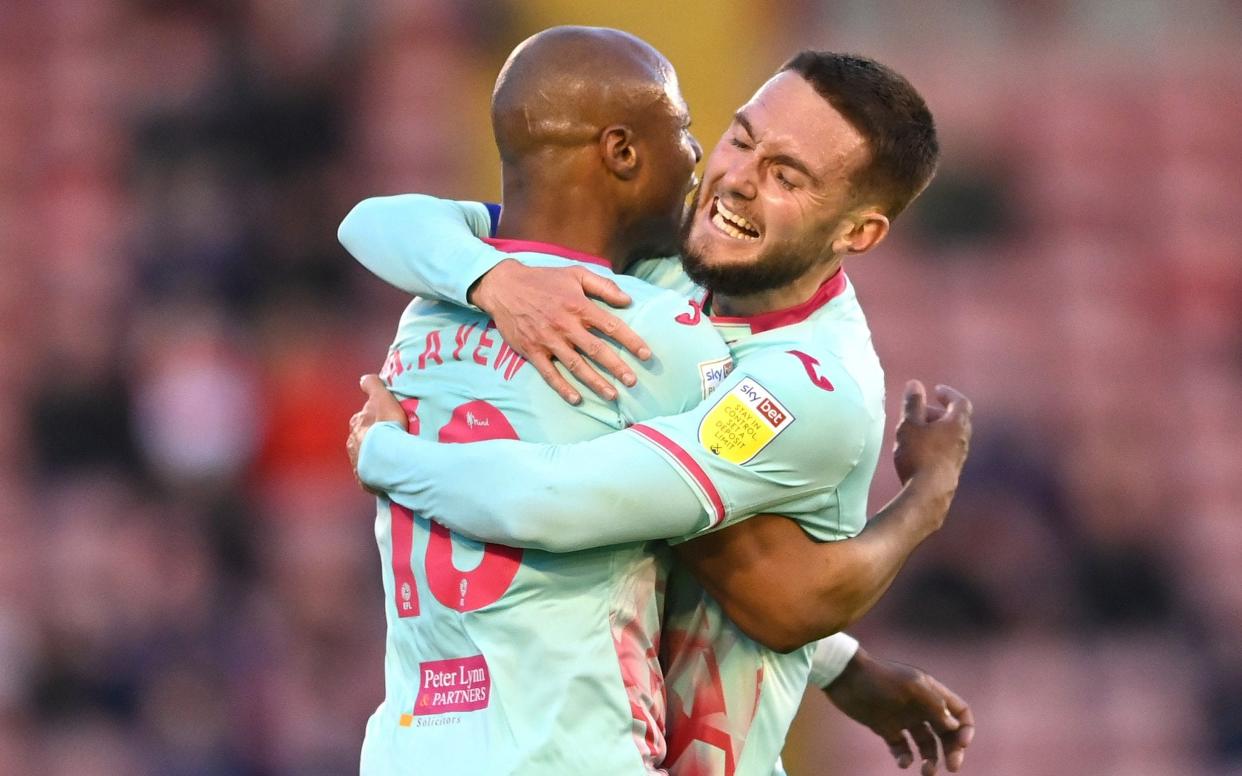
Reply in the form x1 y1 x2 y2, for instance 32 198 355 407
781 51 939 217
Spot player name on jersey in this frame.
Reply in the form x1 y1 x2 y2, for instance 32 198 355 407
379 319 528 384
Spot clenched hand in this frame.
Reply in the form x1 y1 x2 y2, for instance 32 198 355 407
893 380 972 495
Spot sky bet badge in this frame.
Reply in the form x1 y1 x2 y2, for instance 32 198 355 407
698 377 794 464
697 356 734 399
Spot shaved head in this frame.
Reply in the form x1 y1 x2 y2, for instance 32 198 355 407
484 26 700 268
491 26 681 164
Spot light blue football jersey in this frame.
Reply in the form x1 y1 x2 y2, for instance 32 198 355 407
344 195 883 776
634 271 885 776
355 234 730 775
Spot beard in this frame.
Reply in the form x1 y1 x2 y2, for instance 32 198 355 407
678 214 823 297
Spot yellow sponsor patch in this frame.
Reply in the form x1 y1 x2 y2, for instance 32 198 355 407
698 378 794 464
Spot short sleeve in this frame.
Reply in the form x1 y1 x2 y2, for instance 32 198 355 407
627 347 877 542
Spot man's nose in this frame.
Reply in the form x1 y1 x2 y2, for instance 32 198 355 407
719 157 757 200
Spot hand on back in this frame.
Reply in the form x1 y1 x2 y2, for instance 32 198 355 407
469 260 653 405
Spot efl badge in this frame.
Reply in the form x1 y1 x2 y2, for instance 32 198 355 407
697 356 734 399
698 378 794 464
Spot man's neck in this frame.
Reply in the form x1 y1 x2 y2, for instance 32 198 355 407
495 181 629 273
710 257 844 317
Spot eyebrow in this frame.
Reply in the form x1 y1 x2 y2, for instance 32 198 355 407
733 109 820 185
734 110 755 139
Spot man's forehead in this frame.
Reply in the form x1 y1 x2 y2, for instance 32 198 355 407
735 72 868 173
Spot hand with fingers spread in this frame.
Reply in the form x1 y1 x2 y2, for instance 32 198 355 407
347 374 408 492
892 381 973 512
826 648 975 775
468 259 653 405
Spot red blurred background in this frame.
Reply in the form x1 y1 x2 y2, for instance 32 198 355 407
2 1 1240 774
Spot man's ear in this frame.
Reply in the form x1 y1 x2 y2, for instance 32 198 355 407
832 211 890 255
600 124 639 180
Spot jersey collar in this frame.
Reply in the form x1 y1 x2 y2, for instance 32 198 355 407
483 238 612 270
706 269 849 334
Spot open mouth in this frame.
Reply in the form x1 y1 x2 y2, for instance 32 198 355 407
710 198 761 241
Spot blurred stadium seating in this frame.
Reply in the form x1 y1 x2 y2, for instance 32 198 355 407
2 1 1239 774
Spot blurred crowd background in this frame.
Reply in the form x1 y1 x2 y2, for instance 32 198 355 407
2 0 1239 774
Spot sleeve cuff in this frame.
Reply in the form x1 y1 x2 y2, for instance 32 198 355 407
446 240 509 309
808 632 860 689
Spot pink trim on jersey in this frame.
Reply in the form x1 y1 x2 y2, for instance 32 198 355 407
630 424 725 527
482 237 612 269
749 665 764 723
706 269 848 334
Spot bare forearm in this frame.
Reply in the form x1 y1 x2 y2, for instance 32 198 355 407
805 475 955 634
680 475 954 653
691 381 972 653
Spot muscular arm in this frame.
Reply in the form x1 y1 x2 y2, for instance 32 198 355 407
676 382 970 653
339 193 650 401
674 476 953 653
356 354 865 553
360 419 953 651
354 377 969 655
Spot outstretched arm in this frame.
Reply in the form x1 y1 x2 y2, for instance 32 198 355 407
354 422 708 552
672 381 972 652
338 193 650 401
349 344 885 556
348 377 710 552
338 194 502 305
350 370 968 639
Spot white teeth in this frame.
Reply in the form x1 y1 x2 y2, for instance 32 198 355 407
712 210 757 241
715 199 759 236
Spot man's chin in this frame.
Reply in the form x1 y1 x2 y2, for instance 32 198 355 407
680 248 759 297
679 240 814 298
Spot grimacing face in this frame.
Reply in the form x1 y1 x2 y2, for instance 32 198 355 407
680 71 872 296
